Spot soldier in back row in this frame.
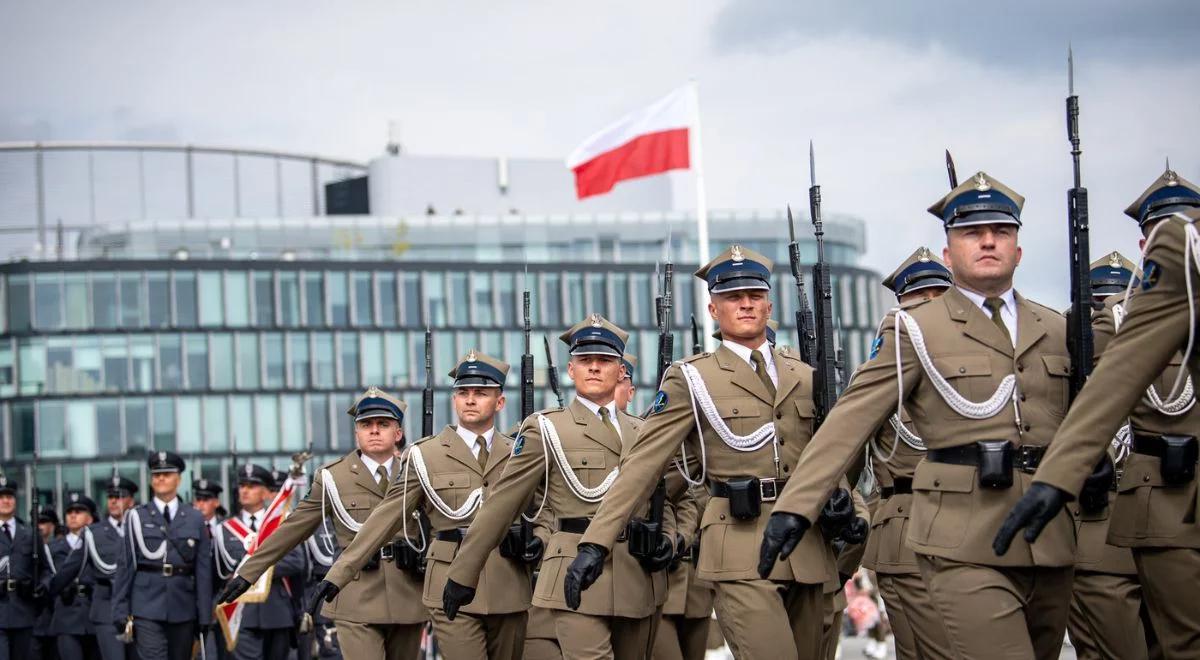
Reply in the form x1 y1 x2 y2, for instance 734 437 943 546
46 492 99 659
0 475 52 660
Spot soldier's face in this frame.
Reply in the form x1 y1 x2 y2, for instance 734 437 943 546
453 387 505 430
708 290 773 343
0 495 14 518
355 417 403 458
38 521 54 539
192 496 219 520
567 355 623 403
943 224 1021 292
614 378 635 412
65 509 92 533
107 495 132 519
238 483 269 511
151 472 181 499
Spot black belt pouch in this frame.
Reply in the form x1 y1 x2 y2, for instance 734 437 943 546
1160 435 1198 486
726 477 762 521
976 441 1013 489
498 524 524 559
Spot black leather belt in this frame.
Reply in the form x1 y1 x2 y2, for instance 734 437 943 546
709 478 787 502
927 443 1046 474
558 517 628 542
436 528 470 543
880 477 913 499
137 563 192 577
1133 434 1178 457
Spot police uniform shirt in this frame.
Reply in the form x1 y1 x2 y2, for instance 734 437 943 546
455 424 495 457
65 531 82 551
575 395 624 441
358 453 395 484
108 516 125 537
242 509 264 532
155 496 180 520
958 286 1018 346
721 338 779 387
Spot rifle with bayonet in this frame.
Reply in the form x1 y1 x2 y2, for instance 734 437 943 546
229 444 241 517
786 205 817 365
422 329 434 438
521 273 535 421
809 142 838 428
29 441 41 607
543 336 564 408
654 252 675 390
690 314 702 356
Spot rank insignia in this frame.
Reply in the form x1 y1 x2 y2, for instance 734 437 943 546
869 336 884 359
512 435 525 456
651 390 668 415
1141 260 1160 291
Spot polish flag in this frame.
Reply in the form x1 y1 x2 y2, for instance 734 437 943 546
567 85 696 199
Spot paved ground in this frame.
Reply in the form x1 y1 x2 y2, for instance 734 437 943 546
704 636 1080 659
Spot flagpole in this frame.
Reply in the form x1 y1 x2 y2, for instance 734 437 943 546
690 80 715 350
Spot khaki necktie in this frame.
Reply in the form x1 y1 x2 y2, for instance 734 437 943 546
984 297 1013 346
476 436 489 470
598 406 620 441
751 349 777 397
375 465 389 485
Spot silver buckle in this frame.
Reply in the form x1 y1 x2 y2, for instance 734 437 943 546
4 579 16 591
380 544 394 562
161 564 174 577
759 478 779 502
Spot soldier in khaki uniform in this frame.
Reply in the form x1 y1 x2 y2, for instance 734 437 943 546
764 173 1079 660
309 351 535 660
860 247 954 660
651 474 712 660
218 388 428 660
564 246 854 660
442 315 671 660
1000 171 1200 658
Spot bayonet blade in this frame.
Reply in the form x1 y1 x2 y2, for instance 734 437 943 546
945 149 958 188
808 140 817 187
1068 44 1074 96
786 205 797 243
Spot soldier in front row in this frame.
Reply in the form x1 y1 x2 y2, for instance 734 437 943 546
312 350 536 659
47 492 100 659
219 387 428 659
762 172 1079 660
94 475 139 660
0 475 52 660
112 451 213 660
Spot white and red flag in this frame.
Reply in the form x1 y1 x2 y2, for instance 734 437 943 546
566 84 697 199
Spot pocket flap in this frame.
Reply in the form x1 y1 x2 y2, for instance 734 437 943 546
794 400 815 419
872 493 912 524
715 398 759 419
1117 454 1164 491
933 355 992 378
426 538 458 562
913 461 976 493
1042 355 1071 377
566 450 606 469
431 472 472 490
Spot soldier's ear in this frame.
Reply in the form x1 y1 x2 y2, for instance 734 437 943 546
942 245 953 270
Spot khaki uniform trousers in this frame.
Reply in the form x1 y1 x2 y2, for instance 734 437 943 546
429 608 527 660
819 590 845 660
712 579 823 660
551 610 654 660
875 572 954 660
1134 548 1200 659
524 605 563 660
1067 571 1148 660
333 621 424 660
917 555 1072 660
651 614 709 660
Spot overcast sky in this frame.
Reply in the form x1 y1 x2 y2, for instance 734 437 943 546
3 1 1198 305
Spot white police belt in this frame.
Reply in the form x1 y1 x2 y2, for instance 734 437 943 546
1113 302 1195 416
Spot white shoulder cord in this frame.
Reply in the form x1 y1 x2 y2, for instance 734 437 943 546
539 414 620 502
870 411 926 465
396 456 430 554
44 544 55 574
82 527 117 575
125 508 167 562
305 535 334 568
0 556 8 574
1112 303 1195 415
405 445 485 521
1112 423 1132 464
211 523 240 580
319 468 363 534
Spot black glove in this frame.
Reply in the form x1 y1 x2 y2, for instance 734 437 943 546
563 543 608 611
216 576 252 605
639 534 675 573
757 512 811 578
992 482 1072 556
838 516 870 545
306 580 339 619
669 533 687 572
523 536 545 564
197 622 214 636
1078 456 1115 513
817 488 855 539
442 578 476 621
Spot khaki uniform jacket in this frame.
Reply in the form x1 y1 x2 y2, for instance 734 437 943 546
1036 217 1200 520
774 287 1077 568
862 411 925 574
236 449 426 625
323 426 532 615
447 398 657 618
579 344 837 585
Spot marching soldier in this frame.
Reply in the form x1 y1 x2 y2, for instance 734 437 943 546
859 247 954 660
442 315 670 659
311 350 535 660
112 450 213 660
218 387 428 659
47 492 99 659
298 519 342 660
1000 170 1200 658
651 473 712 660
763 173 1078 659
93 475 138 660
616 354 638 413
33 507 59 660
192 477 231 660
563 247 848 660
0 475 52 660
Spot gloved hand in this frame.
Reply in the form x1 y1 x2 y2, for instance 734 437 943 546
523 535 545 564
757 512 811 578
306 580 339 618
442 578 476 621
196 622 214 636
992 482 1073 556
1078 455 1115 513
817 488 855 539
838 517 870 545
669 533 687 572
216 576 252 604
638 534 675 573
563 543 608 610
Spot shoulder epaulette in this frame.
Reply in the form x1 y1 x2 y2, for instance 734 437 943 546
899 297 932 310
680 352 710 364
318 455 347 471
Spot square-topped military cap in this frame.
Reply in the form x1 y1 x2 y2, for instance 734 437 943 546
449 349 510 388
560 313 629 358
883 247 953 299
1125 168 1200 226
695 244 774 293
148 449 186 474
928 172 1024 228
347 386 407 422
620 353 637 380
1089 251 1140 297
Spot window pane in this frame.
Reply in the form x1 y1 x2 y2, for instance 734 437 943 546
587 274 607 318
263 333 284 389
74 336 102 393
203 396 228 452
255 395 280 451
230 396 254 452
64 400 97 458
609 274 628 326
400 273 420 327
210 334 234 390
253 271 274 327
224 271 249 327
495 272 515 327
288 333 309 389
151 397 175 450
362 332 383 386
159 335 183 390
12 401 35 457
65 274 89 329
328 272 348 327
541 273 561 326
385 332 409 387
338 332 359 387
39 400 67 457
131 336 154 392
174 272 197 328
198 271 223 327
308 394 331 451
448 272 469 326
34 273 62 330
176 398 200 453
630 273 650 326
425 273 446 327
93 273 118 329
18 338 45 396
471 272 493 326
126 399 149 455
147 272 170 328
6 275 31 332
352 272 373 327
313 333 334 387
280 395 304 451
279 272 300 327
45 337 71 393
565 273 585 322
236 333 259 389
185 334 208 390
378 273 397 327
303 272 324 327
101 337 128 392
96 400 121 456
119 273 143 328
0 340 14 398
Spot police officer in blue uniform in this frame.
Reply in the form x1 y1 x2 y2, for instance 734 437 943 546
47 491 99 659
93 476 139 660
0 475 52 660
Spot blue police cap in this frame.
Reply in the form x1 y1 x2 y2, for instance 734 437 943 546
1089 251 1140 298
148 450 185 474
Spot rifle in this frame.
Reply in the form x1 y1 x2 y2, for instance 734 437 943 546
690 314 702 356
1065 46 1093 398
543 335 564 408
808 141 838 428
521 272 535 420
30 437 40 596
229 444 241 517
422 328 434 438
786 205 817 364
654 251 675 389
